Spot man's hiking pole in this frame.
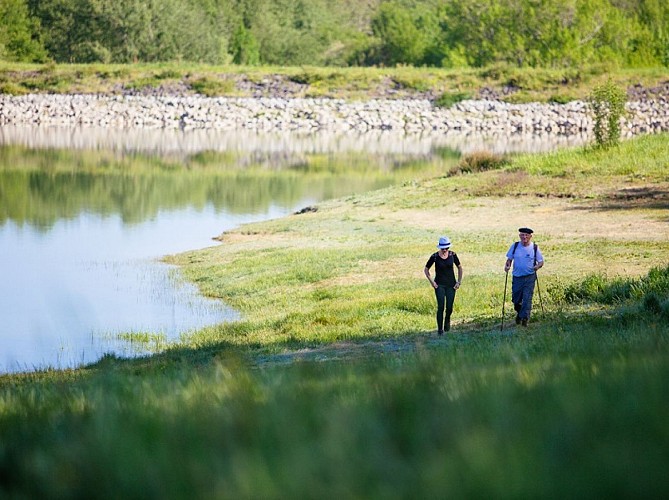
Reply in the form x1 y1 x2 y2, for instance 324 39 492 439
501 270 509 331
535 272 545 315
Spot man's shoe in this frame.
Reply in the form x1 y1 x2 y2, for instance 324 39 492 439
521 318 528 327
515 315 521 325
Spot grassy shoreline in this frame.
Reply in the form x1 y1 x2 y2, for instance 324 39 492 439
163 133 669 356
1 61 668 103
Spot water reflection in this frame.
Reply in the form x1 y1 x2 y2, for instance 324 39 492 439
0 125 591 157
0 147 421 230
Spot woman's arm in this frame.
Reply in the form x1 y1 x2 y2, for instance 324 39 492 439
454 265 463 289
424 267 438 288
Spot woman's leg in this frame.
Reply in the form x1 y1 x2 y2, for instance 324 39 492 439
434 285 446 333
444 287 456 331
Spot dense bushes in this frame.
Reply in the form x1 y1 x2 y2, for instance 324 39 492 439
564 264 669 315
1 0 668 67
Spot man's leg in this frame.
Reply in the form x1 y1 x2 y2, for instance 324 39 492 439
511 277 523 324
520 275 536 324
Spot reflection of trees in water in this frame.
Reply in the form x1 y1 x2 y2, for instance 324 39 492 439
0 122 588 229
0 125 590 157
0 145 433 230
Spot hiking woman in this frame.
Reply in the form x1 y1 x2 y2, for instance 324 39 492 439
424 236 464 335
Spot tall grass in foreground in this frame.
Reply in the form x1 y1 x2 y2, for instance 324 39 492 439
1 303 668 498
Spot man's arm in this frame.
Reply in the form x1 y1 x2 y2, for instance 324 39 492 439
504 258 512 272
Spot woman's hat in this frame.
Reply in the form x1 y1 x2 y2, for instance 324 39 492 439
437 236 451 249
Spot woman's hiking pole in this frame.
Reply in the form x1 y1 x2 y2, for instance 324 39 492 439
501 270 509 331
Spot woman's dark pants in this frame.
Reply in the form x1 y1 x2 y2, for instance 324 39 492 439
435 284 456 332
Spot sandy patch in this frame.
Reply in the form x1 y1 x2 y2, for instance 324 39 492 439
383 196 669 242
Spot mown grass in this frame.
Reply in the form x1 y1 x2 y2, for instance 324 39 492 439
1 133 669 498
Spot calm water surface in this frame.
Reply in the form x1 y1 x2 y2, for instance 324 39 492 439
0 126 586 373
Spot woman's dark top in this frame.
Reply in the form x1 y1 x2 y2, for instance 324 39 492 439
425 251 461 287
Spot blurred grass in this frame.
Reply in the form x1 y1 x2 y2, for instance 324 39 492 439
2 316 668 498
1 61 668 102
1 133 669 497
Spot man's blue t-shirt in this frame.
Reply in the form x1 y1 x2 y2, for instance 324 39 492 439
506 242 543 277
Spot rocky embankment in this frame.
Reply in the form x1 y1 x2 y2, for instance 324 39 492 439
1 92 668 136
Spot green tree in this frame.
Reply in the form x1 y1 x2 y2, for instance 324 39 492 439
437 0 666 68
630 0 669 66
0 0 47 62
27 0 228 63
366 1 429 66
15 0 669 67
231 23 260 65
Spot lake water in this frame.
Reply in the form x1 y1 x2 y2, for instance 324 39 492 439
0 126 589 373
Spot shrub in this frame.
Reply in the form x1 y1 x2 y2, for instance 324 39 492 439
448 151 508 176
565 265 669 305
643 293 663 315
434 91 472 108
190 77 236 97
588 80 626 149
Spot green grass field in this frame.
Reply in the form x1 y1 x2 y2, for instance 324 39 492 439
1 133 668 498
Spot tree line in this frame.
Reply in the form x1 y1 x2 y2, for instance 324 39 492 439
1 0 667 68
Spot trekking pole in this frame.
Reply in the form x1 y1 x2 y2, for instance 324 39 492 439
535 272 545 315
501 270 509 331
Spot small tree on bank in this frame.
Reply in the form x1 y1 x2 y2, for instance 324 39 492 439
589 80 627 149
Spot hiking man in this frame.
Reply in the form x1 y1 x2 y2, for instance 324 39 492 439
504 227 544 326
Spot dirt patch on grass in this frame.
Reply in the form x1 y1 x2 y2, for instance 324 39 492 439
252 336 439 366
599 185 669 210
383 195 669 242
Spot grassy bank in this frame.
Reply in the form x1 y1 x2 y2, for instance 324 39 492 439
164 133 669 352
1 61 668 103
1 133 669 498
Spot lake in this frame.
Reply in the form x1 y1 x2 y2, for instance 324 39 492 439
0 126 589 373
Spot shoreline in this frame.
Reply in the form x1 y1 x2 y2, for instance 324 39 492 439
2 93 668 137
